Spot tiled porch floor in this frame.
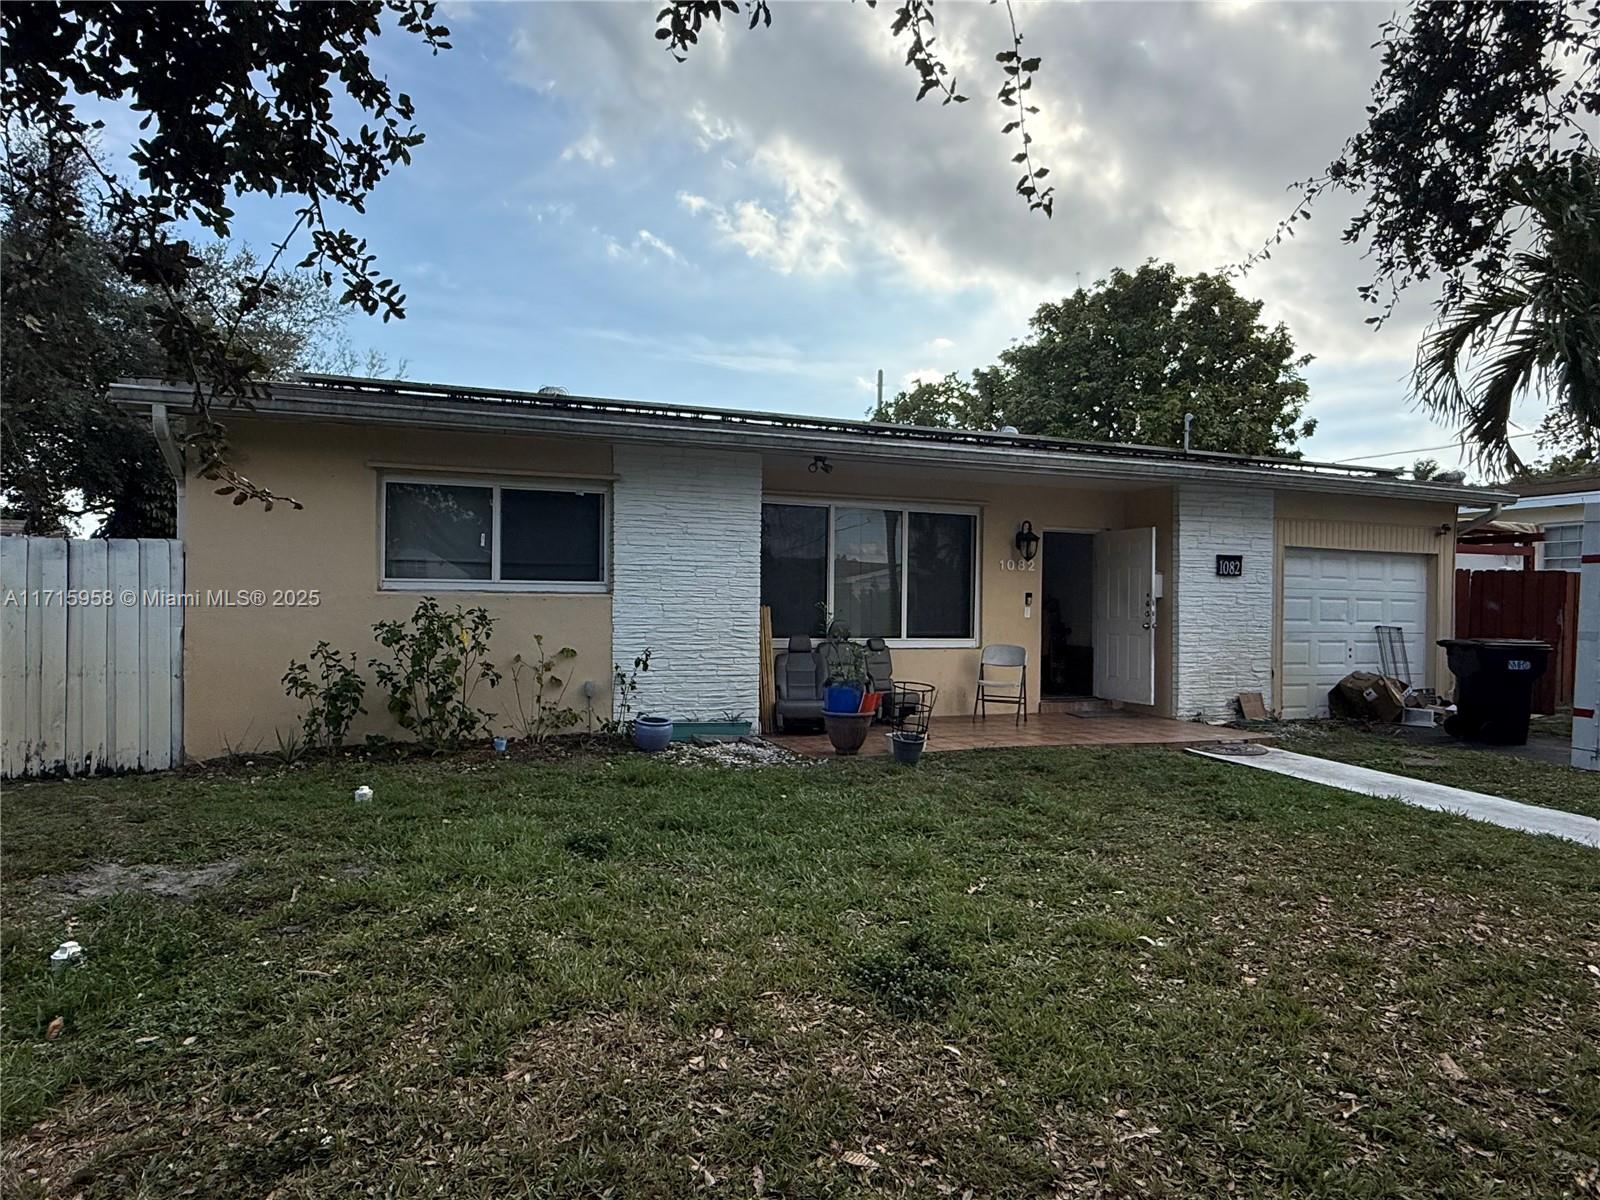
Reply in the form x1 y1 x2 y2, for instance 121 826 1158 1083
773 712 1270 757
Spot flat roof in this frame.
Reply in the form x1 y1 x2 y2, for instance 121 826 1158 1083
110 373 1517 506
1503 472 1600 499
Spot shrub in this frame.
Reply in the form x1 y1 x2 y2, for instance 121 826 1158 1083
508 637 579 742
282 641 368 751
370 598 500 750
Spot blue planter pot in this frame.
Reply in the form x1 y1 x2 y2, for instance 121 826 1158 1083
823 684 863 715
633 716 673 752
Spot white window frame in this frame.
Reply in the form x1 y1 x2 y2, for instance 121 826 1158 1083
1540 522 1583 572
762 495 981 648
379 472 610 593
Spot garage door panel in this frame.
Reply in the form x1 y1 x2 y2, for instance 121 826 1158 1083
1390 558 1426 584
1388 598 1423 623
1281 548 1429 720
1353 598 1387 623
1317 598 1351 622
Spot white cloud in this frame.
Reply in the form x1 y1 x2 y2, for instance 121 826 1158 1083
602 228 687 267
501 2 1484 461
635 229 682 263
560 131 615 168
926 337 956 353
677 142 857 275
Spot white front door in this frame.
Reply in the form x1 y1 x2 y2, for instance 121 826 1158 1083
1094 527 1157 705
1280 548 1429 719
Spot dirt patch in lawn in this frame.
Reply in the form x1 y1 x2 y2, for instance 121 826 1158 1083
494 995 1018 1191
39 860 243 906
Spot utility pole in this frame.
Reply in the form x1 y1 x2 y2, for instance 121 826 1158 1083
876 368 884 413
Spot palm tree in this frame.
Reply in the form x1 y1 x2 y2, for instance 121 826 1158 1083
1413 156 1600 472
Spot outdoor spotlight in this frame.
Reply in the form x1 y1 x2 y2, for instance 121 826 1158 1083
1015 520 1040 562
809 455 833 474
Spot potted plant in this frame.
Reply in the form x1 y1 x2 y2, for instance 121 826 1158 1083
820 620 876 755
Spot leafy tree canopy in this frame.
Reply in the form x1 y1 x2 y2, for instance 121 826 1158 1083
873 263 1315 458
1 1 449 507
1270 1 1599 321
870 373 992 430
1 137 396 537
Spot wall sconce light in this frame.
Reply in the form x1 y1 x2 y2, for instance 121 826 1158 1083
808 455 833 474
1015 520 1040 562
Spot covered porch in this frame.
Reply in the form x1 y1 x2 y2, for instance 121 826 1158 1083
772 711 1269 757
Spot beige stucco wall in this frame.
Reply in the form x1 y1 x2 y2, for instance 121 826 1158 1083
180 419 614 759
177 418 1467 757
1272 490 1459 711
761 459 1173 717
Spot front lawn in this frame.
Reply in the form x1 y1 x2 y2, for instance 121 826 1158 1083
1273 721 1600 820
3 746 1597 1198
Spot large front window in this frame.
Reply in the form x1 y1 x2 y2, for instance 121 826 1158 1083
382 476 607 590
760 501 976 642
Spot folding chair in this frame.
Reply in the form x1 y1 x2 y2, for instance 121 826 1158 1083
973 644 1028 725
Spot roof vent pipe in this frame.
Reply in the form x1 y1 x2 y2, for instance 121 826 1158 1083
1183 412 1195 453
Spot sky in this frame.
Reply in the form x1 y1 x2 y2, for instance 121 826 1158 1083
196 1 1555 474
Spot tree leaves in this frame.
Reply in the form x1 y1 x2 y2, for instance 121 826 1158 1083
1255 0 1599 323
870 264 1315 457
1 2 449 511
1411 157 1600 471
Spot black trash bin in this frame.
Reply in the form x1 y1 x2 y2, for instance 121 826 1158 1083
1437 638 1552 746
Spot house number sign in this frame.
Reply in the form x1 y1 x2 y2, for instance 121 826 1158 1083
1215 555 1244 577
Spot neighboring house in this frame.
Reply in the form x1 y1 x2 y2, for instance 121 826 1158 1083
110 375 1512 756
1457 472 1599 571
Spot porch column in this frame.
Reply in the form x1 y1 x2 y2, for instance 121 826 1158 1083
611 445 763 724
1172 485 1276 721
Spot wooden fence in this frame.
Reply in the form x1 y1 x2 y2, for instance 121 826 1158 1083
1 537 184 777
1454 568 1580 714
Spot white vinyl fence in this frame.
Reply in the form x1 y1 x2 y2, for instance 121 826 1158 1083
1 537 183 777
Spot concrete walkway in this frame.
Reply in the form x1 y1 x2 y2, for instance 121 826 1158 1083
1188 746 1600 848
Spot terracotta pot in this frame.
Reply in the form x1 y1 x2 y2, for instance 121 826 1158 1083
822 712 873 756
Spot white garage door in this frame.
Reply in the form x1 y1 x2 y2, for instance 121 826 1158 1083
1281 548 1429 719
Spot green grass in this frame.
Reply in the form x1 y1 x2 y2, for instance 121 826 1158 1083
3 746 1598 1198
1273 721 1600 819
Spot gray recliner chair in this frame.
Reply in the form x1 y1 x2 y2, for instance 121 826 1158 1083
773 635 825 731
864 637 894 718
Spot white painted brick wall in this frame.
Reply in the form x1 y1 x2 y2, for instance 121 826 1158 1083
1172 485 1275 720
611 445 762 723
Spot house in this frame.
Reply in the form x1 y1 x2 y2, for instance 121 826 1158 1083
110 375 1513 757
1457 472 1599 571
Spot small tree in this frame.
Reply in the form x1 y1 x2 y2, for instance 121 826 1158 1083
282 642 367 752
370 598 500 750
